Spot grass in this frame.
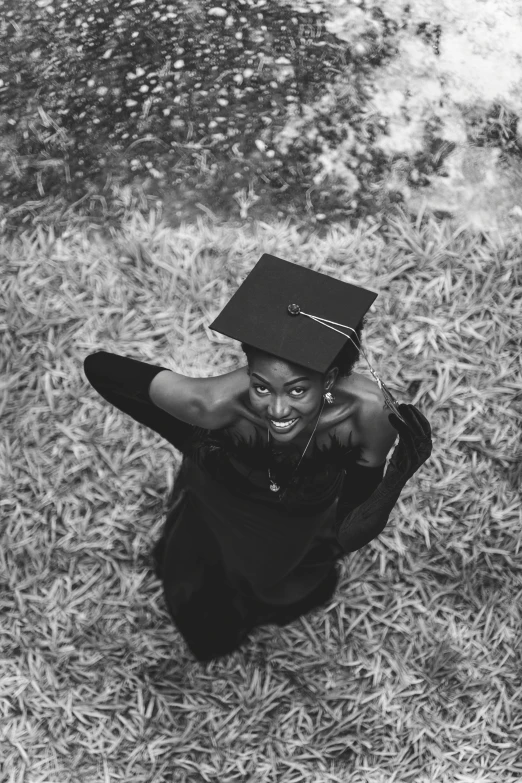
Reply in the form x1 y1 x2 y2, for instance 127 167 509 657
1 207 521 782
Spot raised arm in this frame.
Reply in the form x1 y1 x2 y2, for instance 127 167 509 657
149 364 253 430
336 404 433 552
84 350 269 453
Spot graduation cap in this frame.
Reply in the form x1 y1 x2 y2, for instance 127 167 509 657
210 254 407 423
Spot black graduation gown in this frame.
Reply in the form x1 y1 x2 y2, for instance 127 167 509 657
84 351 385 662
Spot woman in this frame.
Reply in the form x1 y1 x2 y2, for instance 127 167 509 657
84 254 432 662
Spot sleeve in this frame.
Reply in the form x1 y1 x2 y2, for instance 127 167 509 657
83 351 196 453
335 463 406 553
336 462 386 518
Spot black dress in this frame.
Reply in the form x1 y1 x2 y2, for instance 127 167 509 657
84 352 386 662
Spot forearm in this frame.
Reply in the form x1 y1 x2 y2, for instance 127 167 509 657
336 470 406 553
85 350 213 423
337 402 433 553
84 351 169 403
83 351 197 451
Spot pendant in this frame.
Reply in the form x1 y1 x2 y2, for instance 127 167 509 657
269 480 281 492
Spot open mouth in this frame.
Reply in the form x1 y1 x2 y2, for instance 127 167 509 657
269 417 299 433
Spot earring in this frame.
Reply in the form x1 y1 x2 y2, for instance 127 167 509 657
324 391 335 404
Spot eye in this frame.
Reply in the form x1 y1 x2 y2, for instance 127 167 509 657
253 384 270 395
290 387 306 397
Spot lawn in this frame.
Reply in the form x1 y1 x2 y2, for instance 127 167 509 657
1 210 521 781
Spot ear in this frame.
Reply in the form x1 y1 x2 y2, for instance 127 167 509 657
324 366 338 391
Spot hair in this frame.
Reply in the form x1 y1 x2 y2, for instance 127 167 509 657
241 316 366 379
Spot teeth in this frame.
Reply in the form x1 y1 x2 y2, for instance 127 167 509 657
270 418 297 429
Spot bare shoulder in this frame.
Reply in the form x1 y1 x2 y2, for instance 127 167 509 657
330 373 398 467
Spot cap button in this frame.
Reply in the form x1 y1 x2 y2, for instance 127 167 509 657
287 303 301 316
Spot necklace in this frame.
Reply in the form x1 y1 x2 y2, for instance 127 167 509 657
267 398 325 497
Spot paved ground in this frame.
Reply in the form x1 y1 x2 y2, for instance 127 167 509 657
4 0 522 233
285 0 522 233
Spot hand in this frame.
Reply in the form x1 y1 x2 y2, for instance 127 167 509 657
387 403 432 480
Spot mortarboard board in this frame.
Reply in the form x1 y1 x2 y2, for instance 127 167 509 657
210 254 377 375
210 254 408 424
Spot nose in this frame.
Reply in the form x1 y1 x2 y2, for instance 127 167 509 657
268 396 292 420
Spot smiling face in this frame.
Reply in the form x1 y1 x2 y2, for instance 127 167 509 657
247 351 338 443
